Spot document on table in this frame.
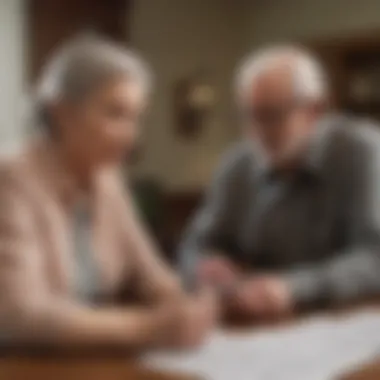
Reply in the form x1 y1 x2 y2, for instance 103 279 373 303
143 310 380 380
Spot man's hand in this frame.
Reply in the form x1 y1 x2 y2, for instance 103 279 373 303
228 276 293 318
197 254 240 288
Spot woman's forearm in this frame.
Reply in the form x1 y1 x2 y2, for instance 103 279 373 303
8 300 175 349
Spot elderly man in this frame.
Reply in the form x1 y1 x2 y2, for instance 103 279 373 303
179 45 380 318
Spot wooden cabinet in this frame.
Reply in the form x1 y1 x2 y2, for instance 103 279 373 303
311 32 380 121
27 0 131 81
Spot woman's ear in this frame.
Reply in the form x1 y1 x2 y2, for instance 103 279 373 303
49 100 77 132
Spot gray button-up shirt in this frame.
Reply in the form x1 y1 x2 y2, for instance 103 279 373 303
179 115 380 304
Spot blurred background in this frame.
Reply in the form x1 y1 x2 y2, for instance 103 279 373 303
2 0 380 261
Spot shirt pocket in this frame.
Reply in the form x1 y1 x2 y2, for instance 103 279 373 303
306 184 345 260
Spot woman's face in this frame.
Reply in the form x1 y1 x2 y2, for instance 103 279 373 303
55 77 146 167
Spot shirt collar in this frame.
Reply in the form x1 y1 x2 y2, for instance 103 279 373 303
305 114 335 173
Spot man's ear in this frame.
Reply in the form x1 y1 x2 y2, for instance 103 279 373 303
309 100 328 122
316 98 331 114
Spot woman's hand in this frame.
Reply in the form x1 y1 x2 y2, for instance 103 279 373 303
162 287 219 349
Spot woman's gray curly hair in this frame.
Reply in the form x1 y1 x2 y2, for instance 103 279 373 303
34 34 152 134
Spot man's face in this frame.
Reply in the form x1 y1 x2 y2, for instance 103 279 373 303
243 66 318 167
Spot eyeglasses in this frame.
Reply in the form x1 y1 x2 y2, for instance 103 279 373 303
243 100 306 127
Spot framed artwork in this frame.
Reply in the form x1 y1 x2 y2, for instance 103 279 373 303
173 73 216 139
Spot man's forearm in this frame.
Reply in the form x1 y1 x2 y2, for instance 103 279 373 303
283 247 380 304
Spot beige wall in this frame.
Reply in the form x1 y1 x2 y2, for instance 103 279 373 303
3 0 380 187
132 0 380 192
0 0 25 147
131 0 244 192
245 0 380 45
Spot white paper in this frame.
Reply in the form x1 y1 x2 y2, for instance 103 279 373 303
143 310 380 380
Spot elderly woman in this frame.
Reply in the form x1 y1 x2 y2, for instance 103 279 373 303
0 36 216 349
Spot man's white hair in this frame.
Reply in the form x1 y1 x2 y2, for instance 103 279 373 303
35 34 152 130
235 45 328 102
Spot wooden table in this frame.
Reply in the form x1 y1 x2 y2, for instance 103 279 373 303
0 357 198 380
0 305 378 380
340 360 380 380
0 355 378 380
